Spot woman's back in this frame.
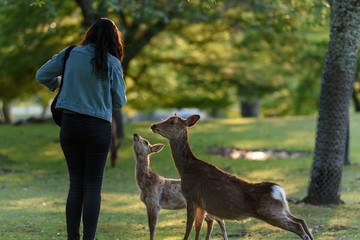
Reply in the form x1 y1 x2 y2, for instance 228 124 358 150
57 44 126 121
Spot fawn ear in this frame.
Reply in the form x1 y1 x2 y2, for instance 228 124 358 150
151 144 164 153
186 115 200 127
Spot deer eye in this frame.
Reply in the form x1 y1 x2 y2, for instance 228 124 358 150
143 140 149 146
170 120 175 125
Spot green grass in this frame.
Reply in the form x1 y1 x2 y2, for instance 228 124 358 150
1 115 360 239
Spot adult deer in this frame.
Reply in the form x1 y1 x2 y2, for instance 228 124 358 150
132 133 227 240
151 114 314 240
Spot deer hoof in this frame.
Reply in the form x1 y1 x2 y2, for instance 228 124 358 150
302 235 310 240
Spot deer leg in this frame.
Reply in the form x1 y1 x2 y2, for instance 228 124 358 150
260 214 311 240
286 212 314 240
194 207 205 240
146 206 160 240
183 201 196 240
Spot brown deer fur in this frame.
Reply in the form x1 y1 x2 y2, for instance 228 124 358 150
132 133 227 240
151 114 314 240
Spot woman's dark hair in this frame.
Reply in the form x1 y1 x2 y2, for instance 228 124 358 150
81 18 124 79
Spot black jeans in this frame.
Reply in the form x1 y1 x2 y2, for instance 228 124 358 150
60 113 111 240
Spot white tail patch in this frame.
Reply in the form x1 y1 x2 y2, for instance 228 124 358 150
271 185 290 212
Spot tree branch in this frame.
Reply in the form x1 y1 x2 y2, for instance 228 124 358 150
119 10 130 29
75 0 97 27
122 18 169 75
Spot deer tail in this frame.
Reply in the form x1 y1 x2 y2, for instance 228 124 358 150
271 185 290 212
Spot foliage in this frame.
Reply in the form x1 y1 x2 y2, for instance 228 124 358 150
260 28 328 116
109 0 228 112
1 115 360 239
222 0 330 116
122 0 331 115
1 0 333 118
125 21 236 113
0 0 80 108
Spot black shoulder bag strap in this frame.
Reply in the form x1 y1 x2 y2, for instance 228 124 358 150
51 45 76 126
58 45 76 90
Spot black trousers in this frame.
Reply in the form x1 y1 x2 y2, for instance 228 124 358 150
60 113 111 240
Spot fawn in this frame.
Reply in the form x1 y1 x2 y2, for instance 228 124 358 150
132 133 227 240
151 114 314 240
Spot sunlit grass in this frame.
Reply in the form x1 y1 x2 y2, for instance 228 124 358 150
101 193 144 213
1 114 360 239
2 197 62 210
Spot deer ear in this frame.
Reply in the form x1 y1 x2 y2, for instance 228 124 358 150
151 144 164 153
186 115 200 127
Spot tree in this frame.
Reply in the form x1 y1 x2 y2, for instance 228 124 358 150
130 1 329 117
1 0 336 122
73 1 308 116
204 0 329 117
0 0 80 123
303 0 360 205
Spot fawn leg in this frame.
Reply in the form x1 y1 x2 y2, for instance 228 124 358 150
194 207 205 240
286 213 314 240
183 201 196 240
146 206 160 240
215 219 228 240
204 215 214 240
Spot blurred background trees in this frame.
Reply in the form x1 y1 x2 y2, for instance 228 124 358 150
0 0 332 123
0 0 80 122
1 0 359 206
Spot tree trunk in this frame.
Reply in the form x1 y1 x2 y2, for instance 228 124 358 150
112 109 124 139
0 103 4 123
351 88 360 112
344 119 350 166
40 105 48 120
240 97 259 118
1 102 11 124
75 0 98 28
303 0 360 205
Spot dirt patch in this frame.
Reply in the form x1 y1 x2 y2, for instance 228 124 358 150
209 146 310 161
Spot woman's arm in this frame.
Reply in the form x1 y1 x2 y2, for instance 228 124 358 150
110 63 127 110
36 48 66 91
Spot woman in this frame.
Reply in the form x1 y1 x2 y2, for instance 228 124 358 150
36 18 126 240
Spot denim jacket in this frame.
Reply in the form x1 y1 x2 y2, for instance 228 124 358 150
36 45 127 122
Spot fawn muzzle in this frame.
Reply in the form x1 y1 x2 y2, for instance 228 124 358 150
133 133 140 141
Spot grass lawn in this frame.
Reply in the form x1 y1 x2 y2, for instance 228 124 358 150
1 114 360 240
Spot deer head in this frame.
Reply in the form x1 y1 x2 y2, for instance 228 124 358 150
151 114 200 140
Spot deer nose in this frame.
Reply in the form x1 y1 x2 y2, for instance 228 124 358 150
151 124 156 130
133 133 139 140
